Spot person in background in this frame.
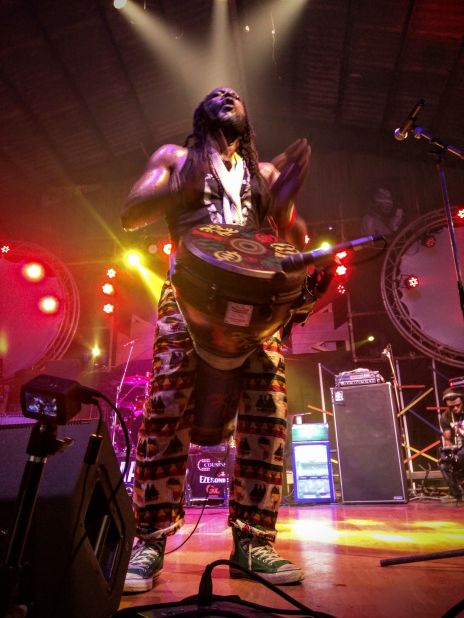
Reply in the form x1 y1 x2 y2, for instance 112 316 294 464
438 387 464 503
362 186 403 238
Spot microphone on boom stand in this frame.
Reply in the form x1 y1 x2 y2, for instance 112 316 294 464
281 234 385 272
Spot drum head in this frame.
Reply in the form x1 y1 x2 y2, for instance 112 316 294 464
181 224 302 280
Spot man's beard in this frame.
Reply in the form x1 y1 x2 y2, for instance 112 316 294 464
210 113 246 144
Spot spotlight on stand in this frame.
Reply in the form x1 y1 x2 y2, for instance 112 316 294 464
1 375 134 618
20 374 98 425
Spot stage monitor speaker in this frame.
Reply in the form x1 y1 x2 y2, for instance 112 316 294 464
331 382 408 504
0 420 135 618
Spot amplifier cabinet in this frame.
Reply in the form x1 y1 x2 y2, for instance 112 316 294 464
331 382 408 504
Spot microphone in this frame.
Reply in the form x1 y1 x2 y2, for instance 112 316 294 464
394 99 425 141
281 234 385 272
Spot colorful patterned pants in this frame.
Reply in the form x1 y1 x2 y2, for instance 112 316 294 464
133 281 288 541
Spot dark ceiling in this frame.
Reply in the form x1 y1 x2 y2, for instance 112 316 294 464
1 0 464 233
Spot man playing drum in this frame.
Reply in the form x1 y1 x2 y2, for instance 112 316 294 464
121 87 312 593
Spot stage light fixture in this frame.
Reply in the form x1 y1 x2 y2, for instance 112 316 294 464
102 283 115 295
421 233 436 248
91 344 102 358
335 264 347 277
367 335 375 342
107 268 117 279
1 244 11 254
113 0 127 9
38 295 59 314
162 242 172 256
456 207 464 221
147 243 158 255
335 251 347 260
244 25 250 32
103 303 115 315
22 262 45 282
337 284 346 295
20 374 99 425
318 241 331 252
126 251 142 267
405 275 420 289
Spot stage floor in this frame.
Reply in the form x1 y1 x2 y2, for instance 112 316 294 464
118 501 464 618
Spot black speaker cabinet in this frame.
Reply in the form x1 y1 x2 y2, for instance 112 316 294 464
331 383 408 504
0 421 135 618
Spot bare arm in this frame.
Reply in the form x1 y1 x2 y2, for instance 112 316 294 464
121 144 187 231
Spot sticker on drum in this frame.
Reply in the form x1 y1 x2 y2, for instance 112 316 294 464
224 301 253 326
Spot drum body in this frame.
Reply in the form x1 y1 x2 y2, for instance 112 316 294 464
171 224 307 371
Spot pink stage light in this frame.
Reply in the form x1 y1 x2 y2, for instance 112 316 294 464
38 295 60 314
22 262 45 282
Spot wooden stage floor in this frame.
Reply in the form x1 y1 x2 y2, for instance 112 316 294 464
118 501 464 618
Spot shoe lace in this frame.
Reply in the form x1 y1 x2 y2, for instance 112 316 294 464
247 538 282 570
130 540 164 568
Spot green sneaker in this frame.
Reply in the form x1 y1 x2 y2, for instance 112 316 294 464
123 538 166 593
229 526 304 585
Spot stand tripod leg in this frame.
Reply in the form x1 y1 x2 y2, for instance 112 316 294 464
380 547 464 567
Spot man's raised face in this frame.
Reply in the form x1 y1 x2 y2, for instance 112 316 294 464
203 87 246 133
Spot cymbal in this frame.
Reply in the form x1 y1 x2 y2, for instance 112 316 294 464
123 374 149 385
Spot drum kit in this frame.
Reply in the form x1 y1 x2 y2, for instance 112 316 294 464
112 372 150 454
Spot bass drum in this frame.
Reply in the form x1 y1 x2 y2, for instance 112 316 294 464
171 224 307 370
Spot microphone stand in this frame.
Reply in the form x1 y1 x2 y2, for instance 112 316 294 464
412 126 464 319
111 340 136 450
381 125 464 587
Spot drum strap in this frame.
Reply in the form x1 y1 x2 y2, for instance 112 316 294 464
209 149 245 225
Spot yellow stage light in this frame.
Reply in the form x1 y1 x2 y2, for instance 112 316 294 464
126 251 142 267
91 344 102 358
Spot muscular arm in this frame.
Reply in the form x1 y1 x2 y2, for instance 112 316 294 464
121 144 187 231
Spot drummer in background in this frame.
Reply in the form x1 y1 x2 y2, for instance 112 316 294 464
121 87 313 593
438 387 464 503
